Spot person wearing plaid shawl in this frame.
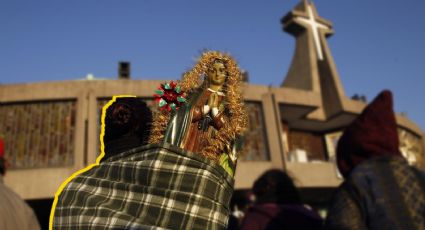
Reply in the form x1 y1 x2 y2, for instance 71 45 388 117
53 142 234 230
53 52 247 230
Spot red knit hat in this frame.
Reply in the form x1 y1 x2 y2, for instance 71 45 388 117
336 90 401 177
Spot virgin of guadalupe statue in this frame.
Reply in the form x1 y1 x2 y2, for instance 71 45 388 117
149 51 247 175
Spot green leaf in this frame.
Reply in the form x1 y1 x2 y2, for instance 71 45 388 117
175 86 181 93
158 99 167 107
177 97 186 103
164 83 171 90
155 90 164 96
170 103 176 111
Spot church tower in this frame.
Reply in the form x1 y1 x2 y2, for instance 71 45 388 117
281 0 346 120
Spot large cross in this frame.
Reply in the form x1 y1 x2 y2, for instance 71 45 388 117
294 4 330 60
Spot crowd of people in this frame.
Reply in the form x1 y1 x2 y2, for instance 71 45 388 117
228 90 425 230
1 58 424 229
53 90 423 229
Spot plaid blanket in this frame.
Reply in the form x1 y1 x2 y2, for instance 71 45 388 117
53 143 234 230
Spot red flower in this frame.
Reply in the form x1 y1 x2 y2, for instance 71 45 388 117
153 81 186 112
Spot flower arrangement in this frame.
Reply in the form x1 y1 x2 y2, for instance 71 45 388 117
153 81 186 112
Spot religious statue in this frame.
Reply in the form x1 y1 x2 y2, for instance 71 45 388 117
149 51 248 175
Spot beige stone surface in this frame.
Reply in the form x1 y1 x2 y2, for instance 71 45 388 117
4 168 79 199
286 162 342 187
0 80 424 198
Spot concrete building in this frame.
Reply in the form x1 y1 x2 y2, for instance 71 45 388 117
0 0 424 227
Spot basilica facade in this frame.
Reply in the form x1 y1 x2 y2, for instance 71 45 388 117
0 1 423 216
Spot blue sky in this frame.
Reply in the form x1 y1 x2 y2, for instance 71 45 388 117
1 0 424 130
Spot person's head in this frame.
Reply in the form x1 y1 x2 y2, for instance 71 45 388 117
337 90 402 178
207 59 227 88
103 97 152 146
252 169 301 205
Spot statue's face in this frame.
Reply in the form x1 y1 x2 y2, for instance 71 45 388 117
207 62 227 86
